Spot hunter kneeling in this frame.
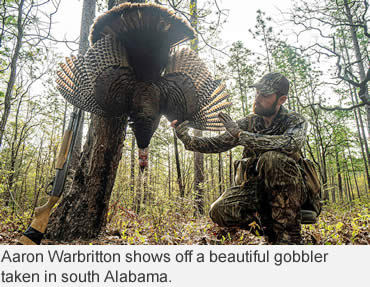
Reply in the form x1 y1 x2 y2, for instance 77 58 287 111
173 72 320 245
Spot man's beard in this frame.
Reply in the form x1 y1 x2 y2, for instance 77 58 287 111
253 98 279 117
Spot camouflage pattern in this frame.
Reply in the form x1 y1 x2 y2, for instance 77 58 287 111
250 72 290 96
181 106 308 244
184 106 307 156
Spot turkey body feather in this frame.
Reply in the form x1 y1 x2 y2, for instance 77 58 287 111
56 2 231 163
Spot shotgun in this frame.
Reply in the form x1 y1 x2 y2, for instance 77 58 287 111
18 110 82 245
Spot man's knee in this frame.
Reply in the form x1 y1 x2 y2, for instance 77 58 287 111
258 151 290 170
257 151 301 188
208 197 236 227
208 185 259 228
209 199 224 226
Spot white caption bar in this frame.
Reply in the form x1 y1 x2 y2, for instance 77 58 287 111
0 245 368 287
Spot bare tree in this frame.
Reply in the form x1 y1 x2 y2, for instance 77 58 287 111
0 0 61 147
290 0 369 133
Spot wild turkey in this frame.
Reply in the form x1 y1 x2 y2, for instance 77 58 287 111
56 2 231 170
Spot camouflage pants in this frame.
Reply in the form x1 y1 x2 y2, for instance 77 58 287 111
209 151 306 244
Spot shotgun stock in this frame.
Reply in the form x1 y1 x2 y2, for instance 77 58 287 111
18 110 81 245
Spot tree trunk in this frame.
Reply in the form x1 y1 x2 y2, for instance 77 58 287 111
344 160 354 200
313 107 329 201
335 146 343 201
173 130 185 197
190 0 204 215
0 0 25 147
210 154 214 189
46 115 128 240
218 153 224 195
345 137 361 199
135 170 143 214
330 166 336 203
364 172 369 198
5 97 22 206
235 57 246 116
344 170 352 202
168 144 171 198
193 130 204 215
142 168 150 208
130 134 136 195
229 150 233 187
343 0 370 137
350 85 370 191
70 0 96 170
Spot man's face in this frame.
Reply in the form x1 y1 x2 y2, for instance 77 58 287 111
253 90 279 117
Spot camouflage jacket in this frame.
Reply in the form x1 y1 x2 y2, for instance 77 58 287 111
183 106 308 158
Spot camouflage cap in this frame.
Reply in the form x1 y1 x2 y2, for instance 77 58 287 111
250 72 290 96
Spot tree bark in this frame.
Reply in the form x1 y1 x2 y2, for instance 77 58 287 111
193 130 204 215
46 115 127 240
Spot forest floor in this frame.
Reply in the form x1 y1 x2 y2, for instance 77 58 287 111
0 198 369 245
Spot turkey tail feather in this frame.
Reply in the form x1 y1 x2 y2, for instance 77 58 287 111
55 34 133 116
192 94 232 130
90 3 195 46
163 48 231 131
56 54 106 116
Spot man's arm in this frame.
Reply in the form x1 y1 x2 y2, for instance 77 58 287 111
218 112 308 155
173 120 238 153
238 118 308 154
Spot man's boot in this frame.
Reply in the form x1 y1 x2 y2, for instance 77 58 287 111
274 225 303 245
270 207 303 245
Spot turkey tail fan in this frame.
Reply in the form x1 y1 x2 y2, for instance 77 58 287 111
56 34 134 117
89 2 196 81
162 48 231 131
90 3 195 46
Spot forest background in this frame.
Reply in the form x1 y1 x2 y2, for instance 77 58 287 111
0 0 369 245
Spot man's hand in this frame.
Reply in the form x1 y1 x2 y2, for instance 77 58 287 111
218 112 242 138
171 120 192 145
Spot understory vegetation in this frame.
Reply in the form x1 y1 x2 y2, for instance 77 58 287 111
1 198 368 245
